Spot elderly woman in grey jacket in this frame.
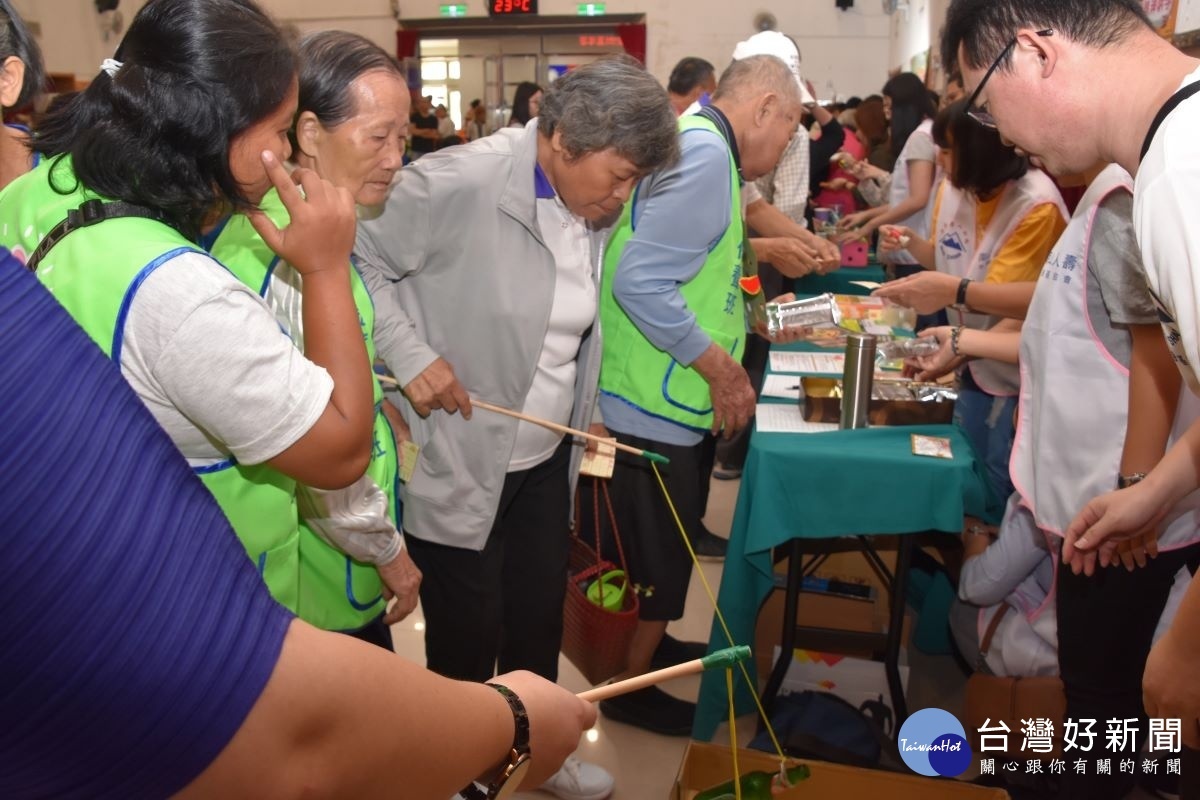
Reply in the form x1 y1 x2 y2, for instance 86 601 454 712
354 56 677 800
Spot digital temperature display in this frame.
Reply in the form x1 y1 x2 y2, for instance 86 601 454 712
490 0 538 14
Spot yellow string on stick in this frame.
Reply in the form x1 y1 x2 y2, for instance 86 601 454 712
726 667 742 800
649 461 789 772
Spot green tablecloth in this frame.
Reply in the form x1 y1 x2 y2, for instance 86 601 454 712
794 262 888 297
691 349 994 741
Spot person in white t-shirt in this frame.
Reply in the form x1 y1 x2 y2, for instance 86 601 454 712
942 0 1200 762
465 99 489 141
913 161 1199 800
836 72 938 280
434 103 458 140
666 56 716 117
1 0 376 618
879 100 1066 506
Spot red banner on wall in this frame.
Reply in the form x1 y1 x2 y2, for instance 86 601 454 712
396 29 419 59
616 23 646 64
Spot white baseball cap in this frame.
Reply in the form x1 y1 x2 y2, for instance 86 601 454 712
731 31 816 105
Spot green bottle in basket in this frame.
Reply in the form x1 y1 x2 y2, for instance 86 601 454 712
693 764 811 800
585 569 627 612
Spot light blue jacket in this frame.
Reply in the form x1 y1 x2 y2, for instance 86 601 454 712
355 123 606 550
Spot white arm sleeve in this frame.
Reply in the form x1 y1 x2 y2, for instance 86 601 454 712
297 477 404 565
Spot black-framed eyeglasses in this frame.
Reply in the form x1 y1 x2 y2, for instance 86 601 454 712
965 28 1054 129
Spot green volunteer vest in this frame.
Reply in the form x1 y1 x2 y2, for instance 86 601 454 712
207 188 393 632
0 158 301 611
599 114 747 431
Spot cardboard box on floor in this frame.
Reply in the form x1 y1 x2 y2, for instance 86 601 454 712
769 645 911 725
674 741 1009 799
753 554 912 683
751 545 914 722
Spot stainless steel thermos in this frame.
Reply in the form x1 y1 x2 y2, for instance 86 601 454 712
840 332 876 430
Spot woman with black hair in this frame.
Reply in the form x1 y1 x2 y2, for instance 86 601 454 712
205 30 417 648
0 0 375 617
878 100 1067 504
907 160 1200 800
0 247 597 800
837 73 937 279
0 0 44 189
508 80 543 127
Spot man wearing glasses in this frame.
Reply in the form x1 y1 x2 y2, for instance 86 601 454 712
942 0 1200 779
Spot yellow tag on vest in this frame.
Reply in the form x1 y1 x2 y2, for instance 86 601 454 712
398 440 420 484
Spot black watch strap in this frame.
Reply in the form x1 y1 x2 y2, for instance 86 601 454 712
489 683 531 752
956 278 971 307
460 683 531 800
460 780 488 799
1118 472 1147 490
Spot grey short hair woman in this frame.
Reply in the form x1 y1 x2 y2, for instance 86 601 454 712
204 30 416 649
354 54 677 800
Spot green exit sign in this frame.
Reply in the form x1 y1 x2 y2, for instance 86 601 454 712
577 2 606 15
440 4 468 16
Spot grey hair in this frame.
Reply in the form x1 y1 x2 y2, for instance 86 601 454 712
712 55 802 111
537 55 679 171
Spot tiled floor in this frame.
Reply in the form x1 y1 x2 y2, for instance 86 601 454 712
391 476 741 800
390 475 1159 799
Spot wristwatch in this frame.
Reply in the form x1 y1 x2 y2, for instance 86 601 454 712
956 278 972 307
1117 472 1147 489
460 684 532 800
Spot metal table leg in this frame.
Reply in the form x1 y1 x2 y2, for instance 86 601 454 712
884 535 913 724
759 538 804 717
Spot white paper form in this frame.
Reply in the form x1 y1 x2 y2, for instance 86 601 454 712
769 351 845 375
755 403 839 434
769 350 911 380
761 374 803 400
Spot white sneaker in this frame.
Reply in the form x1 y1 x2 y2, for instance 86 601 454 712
539 755 614 800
